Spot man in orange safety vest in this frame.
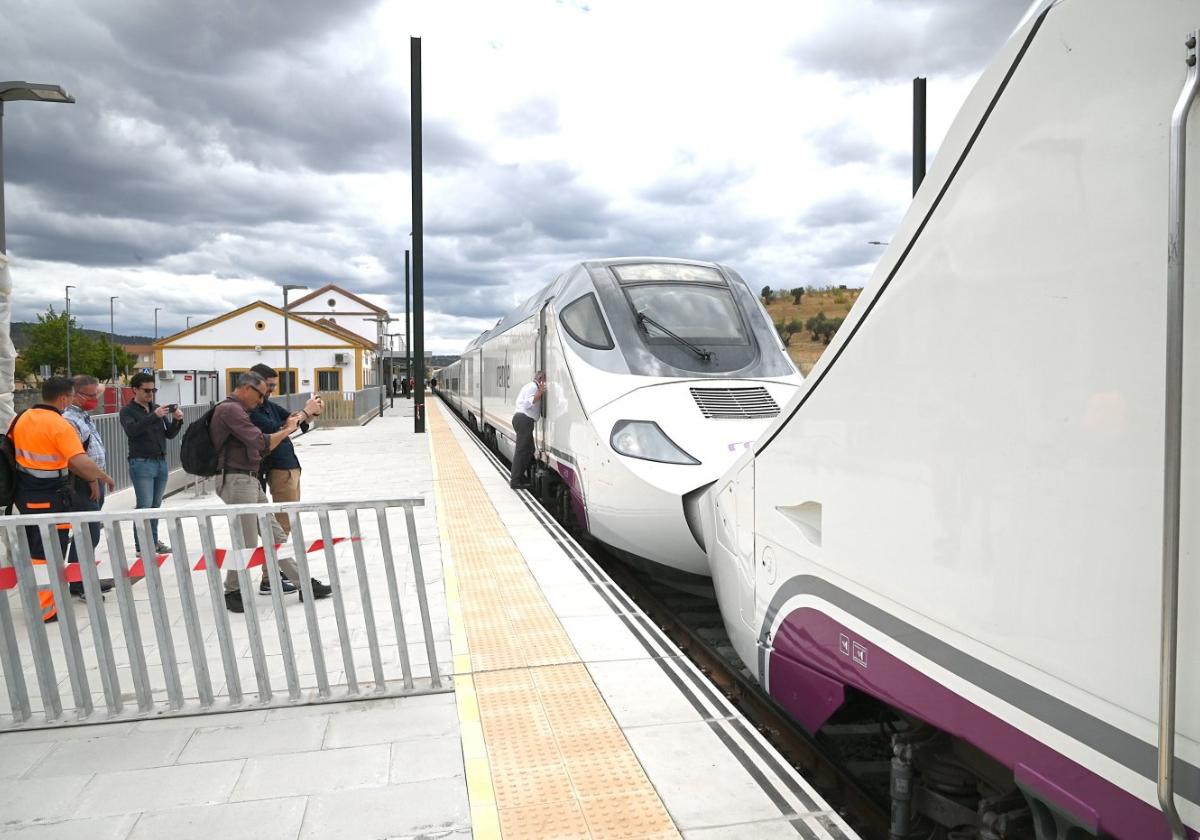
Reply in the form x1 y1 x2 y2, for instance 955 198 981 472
9 376 115 622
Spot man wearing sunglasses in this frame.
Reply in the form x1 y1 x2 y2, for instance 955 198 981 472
120 372 184 556
210 370 330 613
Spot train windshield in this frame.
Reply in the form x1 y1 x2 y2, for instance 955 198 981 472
625 284 747 345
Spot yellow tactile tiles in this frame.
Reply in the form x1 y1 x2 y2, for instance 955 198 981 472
430 405 680 840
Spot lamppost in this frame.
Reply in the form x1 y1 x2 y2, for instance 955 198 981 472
109 296 118 384
281 284 307 396
385 332 403 409
186 315 193 330
364 315 396 418
64 284 74 377
0 82 75 254
404 246 411 399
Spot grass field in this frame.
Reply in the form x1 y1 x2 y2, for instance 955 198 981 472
765 288 862 375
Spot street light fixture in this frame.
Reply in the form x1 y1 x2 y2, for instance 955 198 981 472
281 284 307 396
0 82 75 254
109 296 118 384
364 315 397 418
64 285 75 377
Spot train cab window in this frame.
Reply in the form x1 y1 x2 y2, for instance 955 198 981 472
625 283 748 345
560 293 614 350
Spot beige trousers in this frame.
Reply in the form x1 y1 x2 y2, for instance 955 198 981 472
267 468 302 536
218 473 300 592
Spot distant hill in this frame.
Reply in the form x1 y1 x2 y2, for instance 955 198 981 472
764 288 862 375
11 322 153 351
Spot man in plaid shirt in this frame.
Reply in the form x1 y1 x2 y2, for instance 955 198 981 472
62 375 114 598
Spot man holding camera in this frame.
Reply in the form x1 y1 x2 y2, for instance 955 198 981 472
247 363 330 598
120 372 183 555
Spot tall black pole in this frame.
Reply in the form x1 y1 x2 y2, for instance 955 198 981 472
404 248 411 399
411 36 425 433
913 76 927 196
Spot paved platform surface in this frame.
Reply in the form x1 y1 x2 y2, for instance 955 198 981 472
0 399 856 839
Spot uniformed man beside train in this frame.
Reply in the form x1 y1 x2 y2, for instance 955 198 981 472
10 376 115 623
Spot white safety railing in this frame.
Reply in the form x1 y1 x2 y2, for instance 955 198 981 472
0 499 445 729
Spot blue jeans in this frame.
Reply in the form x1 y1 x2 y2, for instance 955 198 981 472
130 457 168 549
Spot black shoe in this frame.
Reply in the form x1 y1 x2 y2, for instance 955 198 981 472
71 589 104 603
225 591 245 613
99 580 115 594
155 542 172 554
259 577 298 596
510 482 530 491
299 578 332 601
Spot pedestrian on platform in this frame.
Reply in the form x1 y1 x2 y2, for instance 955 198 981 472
510 370 545 490
210 370 331 613
248 363 327 596
10 376 115 622
120 372 182 555
63 376 115 594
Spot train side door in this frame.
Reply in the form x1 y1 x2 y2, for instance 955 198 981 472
536 299 553 451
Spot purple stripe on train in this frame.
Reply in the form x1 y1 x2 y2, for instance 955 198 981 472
552 460 588 530
768 607 1198 840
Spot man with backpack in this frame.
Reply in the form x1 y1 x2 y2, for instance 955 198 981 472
6 377 115 622
207 371 329 613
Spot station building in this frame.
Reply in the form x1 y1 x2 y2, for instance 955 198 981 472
153 298 381 403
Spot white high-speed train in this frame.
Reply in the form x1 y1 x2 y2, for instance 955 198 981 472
702 1 1199 838
439 257 803 587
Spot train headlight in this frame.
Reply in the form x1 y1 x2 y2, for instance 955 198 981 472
610 420 700 465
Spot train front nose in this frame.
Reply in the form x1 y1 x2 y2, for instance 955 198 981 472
587 379 798 583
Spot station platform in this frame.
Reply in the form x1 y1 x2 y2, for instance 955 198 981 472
0 399 856 840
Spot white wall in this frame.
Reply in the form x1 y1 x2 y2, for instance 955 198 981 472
288 288 386 345
162 347 360 399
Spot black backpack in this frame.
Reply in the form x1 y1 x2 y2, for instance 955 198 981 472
0 411 26 511
180 405 223 477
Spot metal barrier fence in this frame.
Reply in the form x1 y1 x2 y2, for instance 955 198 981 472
93 403 210 494
315 388 380 425
0 499 444 729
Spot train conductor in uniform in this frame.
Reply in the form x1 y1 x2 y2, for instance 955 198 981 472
10 377 116 622
510 371 546 490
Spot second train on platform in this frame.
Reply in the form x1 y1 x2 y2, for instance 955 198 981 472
438 257 803 588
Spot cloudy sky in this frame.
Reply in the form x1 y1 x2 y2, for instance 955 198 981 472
3 0 1031 352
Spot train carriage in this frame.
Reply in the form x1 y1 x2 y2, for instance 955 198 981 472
440 257 804 587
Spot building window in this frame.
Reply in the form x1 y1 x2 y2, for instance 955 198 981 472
316 368 341 392
277 368 298 395
254 320 266 331
199 377 207 397
327 298 337 307
227 368 249 394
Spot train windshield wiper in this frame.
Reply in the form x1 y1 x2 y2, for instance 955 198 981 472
636 311 712 361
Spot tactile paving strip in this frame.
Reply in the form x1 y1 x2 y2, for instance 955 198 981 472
430 405 680 840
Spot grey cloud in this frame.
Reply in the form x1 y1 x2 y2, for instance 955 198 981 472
499 98 560 136
638 162 751 206
800 192 890 227
790 0 1032 82
806 121 886 166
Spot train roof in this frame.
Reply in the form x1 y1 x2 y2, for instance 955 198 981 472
462 257 726 351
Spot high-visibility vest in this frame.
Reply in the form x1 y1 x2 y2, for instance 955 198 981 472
11 406 83 479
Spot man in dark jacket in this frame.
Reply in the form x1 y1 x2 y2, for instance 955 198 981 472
120 372 183 555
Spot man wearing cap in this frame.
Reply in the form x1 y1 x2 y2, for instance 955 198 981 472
9 376 115 622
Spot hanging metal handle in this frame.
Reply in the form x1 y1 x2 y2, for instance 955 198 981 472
1159 28 1198 840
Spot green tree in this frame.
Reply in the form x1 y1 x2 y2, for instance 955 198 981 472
805 311 828 342
19 306 136 381
760 285 773 305
791 287 804 305
774 318 804 347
